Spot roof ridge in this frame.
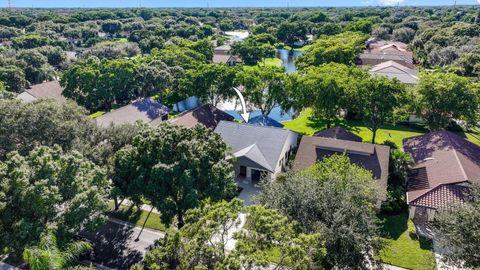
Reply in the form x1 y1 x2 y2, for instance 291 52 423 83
219 120 293 132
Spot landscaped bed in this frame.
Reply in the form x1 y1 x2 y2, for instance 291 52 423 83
376 212 436 270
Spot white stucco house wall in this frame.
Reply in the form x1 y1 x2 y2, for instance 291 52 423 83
214 121 298 182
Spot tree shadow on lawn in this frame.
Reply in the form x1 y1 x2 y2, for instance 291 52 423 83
378 211 432 250
305 115 362 134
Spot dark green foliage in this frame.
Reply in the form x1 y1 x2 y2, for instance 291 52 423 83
0 145 108 260
112 123 236 227
434 185 480 268
256 155 380 269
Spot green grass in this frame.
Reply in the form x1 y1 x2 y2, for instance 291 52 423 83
283 108 480 148
376 213 436 270
115 38 128 42
88 111 106 118
243 57 283 71
108 203 167 232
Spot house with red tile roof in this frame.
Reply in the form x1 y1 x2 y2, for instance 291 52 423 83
403 131 480 220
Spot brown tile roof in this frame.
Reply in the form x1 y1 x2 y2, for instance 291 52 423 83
169 104 234 129
403 131 480 208
293 136 390 201
314 126 363 142
409 184 469 209
23 81 66 103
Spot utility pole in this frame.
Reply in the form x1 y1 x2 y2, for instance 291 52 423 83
7 0 12 9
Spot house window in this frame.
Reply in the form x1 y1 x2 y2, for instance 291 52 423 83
239 166 247 176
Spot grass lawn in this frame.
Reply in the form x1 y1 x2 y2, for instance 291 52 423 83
243 58 283 71
376 212 436 270
282 108 425 148
108 202 167 232
283 108 480 148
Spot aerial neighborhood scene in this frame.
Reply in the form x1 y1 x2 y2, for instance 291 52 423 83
1 0 480 269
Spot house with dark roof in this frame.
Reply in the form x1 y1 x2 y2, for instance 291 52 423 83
403 131 480 220
17 81 66 103
248 115 284 128
169 104 234 129
314 126 362 142
369 60 419 85
94 98 169 128
214 121 298 182
293 128 390 208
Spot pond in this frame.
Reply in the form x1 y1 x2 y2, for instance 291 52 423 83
225 106 296 122
276 49 304 73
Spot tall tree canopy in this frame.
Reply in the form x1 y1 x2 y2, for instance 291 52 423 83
287 63 359 128
0 99 97 158
296 32 367 69
256 154 379 269
112 123 236 227
356 76 406 144
143 199 324 270
236 66 286 115
180 63 239 106
0 146 108 260
416 71 480 131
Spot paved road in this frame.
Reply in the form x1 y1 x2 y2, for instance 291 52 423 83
80 218 164 269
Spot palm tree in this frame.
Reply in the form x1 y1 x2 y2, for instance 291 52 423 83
22 231 92 270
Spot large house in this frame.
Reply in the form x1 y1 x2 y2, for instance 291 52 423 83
369 60 419 85
358 40 414 69
214 121 298 182
293 127 390 207
403 131 480 221
17 81 66 103
169 104 234 129
94 98 169 128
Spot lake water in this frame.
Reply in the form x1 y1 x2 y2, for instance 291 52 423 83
276 49 304 73
225 105 296 122
225 31 249 42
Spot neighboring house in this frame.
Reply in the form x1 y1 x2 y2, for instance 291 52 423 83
293 127 390 207
248 115 284 128
403 131 480 221
214 44 232 55
213 44 242 66
314 126 362 142
169 104 234 129
94 98 169 128
214 121 298 182
65 51 78 61
17 81 66 103
358 40 414 69
212 54 242 66
369 60 419 85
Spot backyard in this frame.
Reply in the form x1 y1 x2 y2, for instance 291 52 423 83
283 108 480 147
376 212 437 270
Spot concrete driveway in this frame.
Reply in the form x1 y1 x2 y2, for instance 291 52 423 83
236 178 260 206
80 218 164 269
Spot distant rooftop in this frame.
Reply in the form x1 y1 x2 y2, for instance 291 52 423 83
95 98 169 128
17 81 66 103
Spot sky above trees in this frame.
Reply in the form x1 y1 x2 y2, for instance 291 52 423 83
5 0 480 8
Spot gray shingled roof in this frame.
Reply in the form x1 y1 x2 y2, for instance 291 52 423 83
214 121 296 172
369 61 419 85
17 81 66 103
95 98 169 128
